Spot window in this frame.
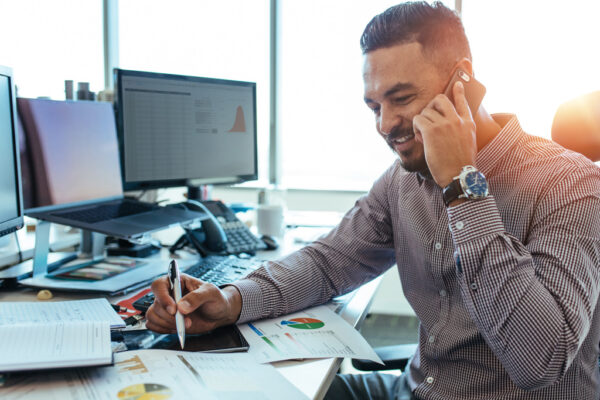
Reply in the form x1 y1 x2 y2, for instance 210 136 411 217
278 0 454 191
461 0 600 138
118 0 270 185
0 0 104 99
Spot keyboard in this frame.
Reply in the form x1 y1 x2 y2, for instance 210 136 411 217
132 255 262 313
53 200 159 224
222 220 268 254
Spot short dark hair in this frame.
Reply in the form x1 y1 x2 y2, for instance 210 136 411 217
360 1 471 73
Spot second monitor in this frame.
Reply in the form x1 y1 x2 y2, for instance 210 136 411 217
114 69 258 192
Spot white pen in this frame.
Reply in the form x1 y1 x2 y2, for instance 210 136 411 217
168 259 185 349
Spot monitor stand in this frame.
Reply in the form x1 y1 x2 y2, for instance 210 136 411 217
187 184 212 201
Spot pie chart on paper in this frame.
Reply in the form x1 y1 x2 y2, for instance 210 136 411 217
117 383 173 400
281 317 325 330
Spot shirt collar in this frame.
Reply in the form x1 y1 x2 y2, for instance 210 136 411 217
476 114 525 176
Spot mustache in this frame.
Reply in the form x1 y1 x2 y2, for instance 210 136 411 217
385 125 415 146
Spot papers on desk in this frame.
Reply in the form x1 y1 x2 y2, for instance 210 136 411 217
239 305 383 364
0 321 112 372
1 349 307 400
0 299 123 372
0 298 125 328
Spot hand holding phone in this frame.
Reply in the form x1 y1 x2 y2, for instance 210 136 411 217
412 66 484 187
443 67 486 115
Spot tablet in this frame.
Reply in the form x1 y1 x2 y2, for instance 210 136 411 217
118 325 249 353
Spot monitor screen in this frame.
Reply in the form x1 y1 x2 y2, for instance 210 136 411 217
17 98 123 213
0 66 24 237
114 69 258 190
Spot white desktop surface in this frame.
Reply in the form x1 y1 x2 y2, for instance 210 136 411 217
0 223 381 400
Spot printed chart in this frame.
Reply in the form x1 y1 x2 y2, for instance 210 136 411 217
116 354 149 375
117 383 172 400
1 350 306 400
240 305 382 364
281 317 325 330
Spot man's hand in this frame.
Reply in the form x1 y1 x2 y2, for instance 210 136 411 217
145 273 242 334
413 81 477 188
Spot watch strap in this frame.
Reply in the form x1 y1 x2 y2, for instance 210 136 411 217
442 179 463 206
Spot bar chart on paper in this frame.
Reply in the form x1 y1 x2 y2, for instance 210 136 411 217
240 305 383 364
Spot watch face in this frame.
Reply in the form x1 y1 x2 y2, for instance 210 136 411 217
464 171 488 197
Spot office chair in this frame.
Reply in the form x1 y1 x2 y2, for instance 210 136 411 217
352 91 600 372
551 91 600 162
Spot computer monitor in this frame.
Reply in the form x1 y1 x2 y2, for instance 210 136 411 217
0 65 24 237
17 98 124 213
114 69 258 193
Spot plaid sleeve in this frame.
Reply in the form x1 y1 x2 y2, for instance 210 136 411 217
447 164 600 389
231 164 398 323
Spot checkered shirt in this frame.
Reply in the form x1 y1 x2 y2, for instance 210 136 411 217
233 114 600 399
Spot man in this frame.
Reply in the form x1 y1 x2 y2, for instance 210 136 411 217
146 2 600 399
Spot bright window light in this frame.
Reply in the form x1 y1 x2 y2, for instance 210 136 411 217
278 0 454 191
462 0 600 138
0 0 104 99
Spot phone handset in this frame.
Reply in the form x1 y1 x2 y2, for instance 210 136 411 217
443 66 486 115
169 200 228 256
186 200 228 253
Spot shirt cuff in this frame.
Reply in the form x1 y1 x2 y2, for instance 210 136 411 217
446 196 504 244
228 278 264 324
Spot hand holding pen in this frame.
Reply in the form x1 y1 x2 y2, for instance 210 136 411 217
168 259 185 349
146 265 243 336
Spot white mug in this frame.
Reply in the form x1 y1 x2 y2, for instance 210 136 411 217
256 204 285 237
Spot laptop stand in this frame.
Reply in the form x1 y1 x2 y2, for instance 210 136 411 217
31 221 106 278
0 220 78 282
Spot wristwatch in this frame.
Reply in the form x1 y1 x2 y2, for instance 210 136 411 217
442 165 489 206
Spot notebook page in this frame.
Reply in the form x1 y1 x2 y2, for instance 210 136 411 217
0 320 112 372
0 298 124 328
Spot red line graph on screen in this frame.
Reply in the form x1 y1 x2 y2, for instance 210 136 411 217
228 106 246 133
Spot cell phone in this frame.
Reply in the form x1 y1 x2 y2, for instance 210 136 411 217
443 67 486 115
119 325 249 353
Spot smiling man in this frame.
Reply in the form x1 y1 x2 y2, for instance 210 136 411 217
146 2 600 399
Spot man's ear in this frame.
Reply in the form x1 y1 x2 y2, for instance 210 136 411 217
455 58 474 76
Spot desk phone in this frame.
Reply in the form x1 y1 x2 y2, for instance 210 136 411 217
170 200 267 256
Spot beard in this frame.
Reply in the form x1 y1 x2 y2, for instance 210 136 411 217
385 125 429 173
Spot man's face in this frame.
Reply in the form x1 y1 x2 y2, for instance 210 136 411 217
363 42 446 173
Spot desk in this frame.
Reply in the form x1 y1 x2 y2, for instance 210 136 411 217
0 224 381 400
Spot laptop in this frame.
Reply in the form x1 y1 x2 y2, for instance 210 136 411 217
18 98 207 240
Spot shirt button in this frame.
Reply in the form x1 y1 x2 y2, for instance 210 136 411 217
434 242 442 250
455 221 464 230
439 289 447 297
470 282 478 290
428 335 435 343
426 377 434 384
